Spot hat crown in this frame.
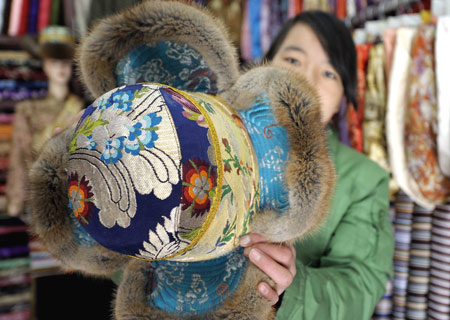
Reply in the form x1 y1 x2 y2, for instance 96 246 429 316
68 83 259 261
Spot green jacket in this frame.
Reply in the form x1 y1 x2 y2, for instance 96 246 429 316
276 129 394 320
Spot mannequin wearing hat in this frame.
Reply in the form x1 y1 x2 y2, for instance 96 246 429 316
6 26 84 217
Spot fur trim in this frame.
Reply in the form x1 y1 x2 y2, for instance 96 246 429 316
28 126 129 276
222 66 336 242
77 0 239 98
114 260 274 320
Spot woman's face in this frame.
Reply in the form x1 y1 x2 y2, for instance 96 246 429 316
271 23 344 124
43 58 72 86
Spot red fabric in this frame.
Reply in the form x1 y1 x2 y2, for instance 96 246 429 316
37 0 52 32
336 0 346 19
347 43 371 153
18 0 30 35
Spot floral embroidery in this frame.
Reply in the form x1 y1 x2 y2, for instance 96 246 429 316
68 172 95 225
182 159 217 218
215 215 237 247
111 90 133 112
222 138 253 176
125 113 162 155
164 87 209 128
138 206 189 260
101 136 125 164
69 85 181 231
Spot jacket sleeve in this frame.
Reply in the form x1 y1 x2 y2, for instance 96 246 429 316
277 173 394 320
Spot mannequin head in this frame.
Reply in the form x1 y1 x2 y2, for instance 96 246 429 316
43 58 73 87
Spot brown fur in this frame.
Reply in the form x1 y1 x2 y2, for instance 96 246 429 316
115 260 275 320
222 66 336 242
77 0 239 98
28 126 129 276
29 1 335 319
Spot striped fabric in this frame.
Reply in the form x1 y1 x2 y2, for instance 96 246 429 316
428 203 450 320
393 190 414 319
406 204 433 320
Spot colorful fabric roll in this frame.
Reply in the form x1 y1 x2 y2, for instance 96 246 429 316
406 204 433 320
0 88 47 101
393 190 414 319
428 203 450 320
372 279 393 319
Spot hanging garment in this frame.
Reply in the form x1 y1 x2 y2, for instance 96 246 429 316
435 17 450 177
241 0 252 61
405 25 450 205
428 203 450 320
208 0 242 49
348 43 371 153
386 27 434 209
363 43 398 199
384 28 397 85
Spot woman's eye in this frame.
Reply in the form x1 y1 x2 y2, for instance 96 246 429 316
323 71 337 79
285 58 300 66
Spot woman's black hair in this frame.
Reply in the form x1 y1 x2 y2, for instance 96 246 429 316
264 10 358 109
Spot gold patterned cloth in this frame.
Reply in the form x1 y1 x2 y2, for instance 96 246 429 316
363 43 397 199
6 93 84 216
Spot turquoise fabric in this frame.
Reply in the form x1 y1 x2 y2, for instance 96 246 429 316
276 128 394 320
116 41 218 94
239 96 290 212
148 248 247 315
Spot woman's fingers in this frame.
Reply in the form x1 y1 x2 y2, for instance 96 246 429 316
257 282 280 305
246 246 296 292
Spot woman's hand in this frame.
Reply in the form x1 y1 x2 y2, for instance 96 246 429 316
240 233 297 305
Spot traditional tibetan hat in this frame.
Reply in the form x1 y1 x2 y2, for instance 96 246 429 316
39 25 75 60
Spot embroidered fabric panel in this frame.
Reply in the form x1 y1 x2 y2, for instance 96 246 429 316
147 248 247 315
67 83 259 261
172 92 260 261
238 95 290 213
115 41 218 95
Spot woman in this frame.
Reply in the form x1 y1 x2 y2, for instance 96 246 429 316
239 11 394 319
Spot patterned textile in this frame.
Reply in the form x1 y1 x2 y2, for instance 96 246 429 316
372 279 393 319
68 83 259 261
405 204 433 320
428 203 450 320
386 27 433 210
405 25 450 205
239 95 289 213
363 43 397 199
435 17 450 177
116 41 218 95
148 248 247 315
392 190 414 320
348 43 371 153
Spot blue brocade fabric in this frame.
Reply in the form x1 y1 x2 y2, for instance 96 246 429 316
147 248 247 315
116 41 218 94
238 96 290 212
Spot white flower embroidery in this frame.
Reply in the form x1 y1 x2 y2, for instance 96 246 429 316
138 206 189 260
